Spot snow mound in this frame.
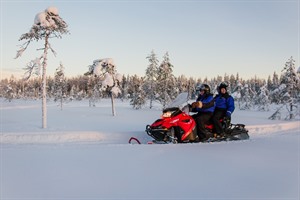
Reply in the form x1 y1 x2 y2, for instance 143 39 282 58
247 121 299 137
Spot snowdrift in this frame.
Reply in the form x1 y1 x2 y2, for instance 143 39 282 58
1 99 299 144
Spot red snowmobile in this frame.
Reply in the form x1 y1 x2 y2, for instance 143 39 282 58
145 106 249 144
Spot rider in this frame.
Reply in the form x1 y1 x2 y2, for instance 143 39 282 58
212 82 235 137
190 84 215 141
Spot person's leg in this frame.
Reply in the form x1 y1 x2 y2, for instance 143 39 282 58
212 110 225 135
196 113 213 140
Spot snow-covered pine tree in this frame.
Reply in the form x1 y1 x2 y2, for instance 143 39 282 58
240 83 255 110
231 81 242 109
119 75 129 101
229 74 236 93
87 75 103 107
267 72 280 103
224 74 230 86
85 58 122 116
281 57 299 100
175 75 189 95
123 75 131 100
15 6 69 128
3 84 14 102
144 50 159 109
267 75 272 91
187 77 197 100
156 52 176 109
255 84 270 111
53 62 67 110
129 75 146 109
278 57 299 119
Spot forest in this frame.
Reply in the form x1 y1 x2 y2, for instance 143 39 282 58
1 54 299 120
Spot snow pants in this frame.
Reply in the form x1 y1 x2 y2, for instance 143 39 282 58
212 109 226 135
192 112 213 141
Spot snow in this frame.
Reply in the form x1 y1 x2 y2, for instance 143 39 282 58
45 7 59 16
102 73 114 87
87 58 121 97
34 12 48 26
34 7 59 27
1 98 299 199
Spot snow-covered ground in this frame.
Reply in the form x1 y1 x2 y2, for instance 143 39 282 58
1 98 299 200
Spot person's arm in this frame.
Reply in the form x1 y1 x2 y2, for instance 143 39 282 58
226 96 235 117
202 99 215 109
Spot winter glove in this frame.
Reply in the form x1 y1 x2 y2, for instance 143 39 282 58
226 111 232 119
192 101 203 108
223 115 231 126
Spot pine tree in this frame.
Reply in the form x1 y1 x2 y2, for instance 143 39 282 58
85 58 122 116
156 52 176 109
269 57 300 120
239 83 255 110
267 75 272 91
129 75 146 109
15 7 69 128
145 50 159 109
255 84 270 111
279 57 299 119
53 62 67 110
231 81 242 109
281 57 299 99
229 74 236 93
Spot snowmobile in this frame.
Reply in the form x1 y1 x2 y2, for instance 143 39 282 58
145 106 249 144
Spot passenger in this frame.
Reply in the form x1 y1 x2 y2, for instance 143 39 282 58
190 84 215 141
212 82 235 137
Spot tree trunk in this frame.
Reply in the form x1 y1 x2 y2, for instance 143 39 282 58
290 102 293 119
149 92 153 109
42 34 49 128
111 92 116 116
60 91 63 111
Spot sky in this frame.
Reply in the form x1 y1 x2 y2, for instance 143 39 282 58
1 0 299 80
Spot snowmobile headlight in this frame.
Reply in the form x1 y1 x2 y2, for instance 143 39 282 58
161 111 171 118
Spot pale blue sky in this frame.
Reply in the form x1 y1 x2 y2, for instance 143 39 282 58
1 0 299 80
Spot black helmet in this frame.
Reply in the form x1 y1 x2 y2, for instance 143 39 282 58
199 84 210 94
218 82 228 92
219 82 228 89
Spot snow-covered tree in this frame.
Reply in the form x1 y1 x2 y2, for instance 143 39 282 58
118 75 129 101
85 58 122 116
129 75 146 109
255 84 270 111
229 74 236 93
281 57 299 100
3 85 14 102
144 50 159 109
269 57 300 120
53 62 67 110
187 78 197 100
15 6 69 128
231 82 242 109
240 83 255 110
175 75 190 96
87 75 103 107
156 52 176 109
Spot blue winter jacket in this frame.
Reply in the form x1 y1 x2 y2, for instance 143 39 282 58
214 93 235 117
192 93 215 113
